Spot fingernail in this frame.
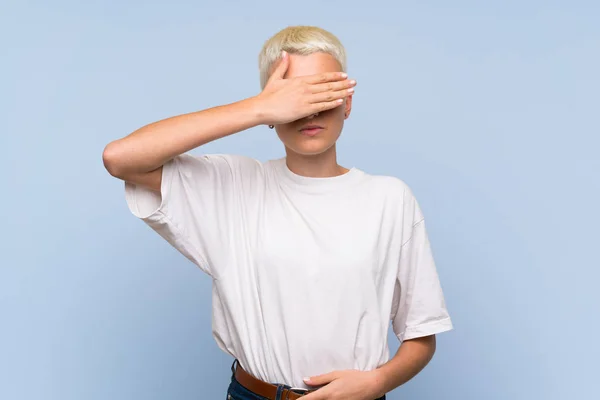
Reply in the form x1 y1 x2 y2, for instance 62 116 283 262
303 377 310 382
341 72 348 78
281 50 287 58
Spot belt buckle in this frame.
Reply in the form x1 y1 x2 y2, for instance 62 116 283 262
289 387 310 397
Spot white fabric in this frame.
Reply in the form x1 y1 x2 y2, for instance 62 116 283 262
124 154 453 388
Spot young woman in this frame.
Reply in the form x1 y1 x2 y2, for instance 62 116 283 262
103 25 453 400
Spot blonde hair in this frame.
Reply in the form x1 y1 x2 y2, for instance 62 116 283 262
258 26 347 89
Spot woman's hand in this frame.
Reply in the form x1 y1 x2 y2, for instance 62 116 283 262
254 51 356 125
301 369 385 400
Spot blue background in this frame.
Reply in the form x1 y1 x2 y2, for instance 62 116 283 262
2 1 599 399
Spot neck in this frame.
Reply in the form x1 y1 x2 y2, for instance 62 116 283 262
284 145 349 178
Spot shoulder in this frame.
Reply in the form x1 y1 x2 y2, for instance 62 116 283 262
359 171 425 223
360 171 412 200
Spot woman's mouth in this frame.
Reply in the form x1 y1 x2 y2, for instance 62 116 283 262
300 125 324 136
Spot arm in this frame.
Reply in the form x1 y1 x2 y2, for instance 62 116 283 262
102 98 263 191
102 51 355 191
303 335 436 399
372 335 436 394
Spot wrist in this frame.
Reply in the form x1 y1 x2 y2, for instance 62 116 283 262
369 369 388 398
244 95 269 126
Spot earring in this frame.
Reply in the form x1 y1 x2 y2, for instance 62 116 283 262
268 125 274 129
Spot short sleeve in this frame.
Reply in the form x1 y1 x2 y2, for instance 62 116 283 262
124 153 261 278
391 196 453 341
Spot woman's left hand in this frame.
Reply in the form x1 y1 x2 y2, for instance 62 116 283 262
301 369 385 400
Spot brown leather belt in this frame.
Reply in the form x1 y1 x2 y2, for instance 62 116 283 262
233 361 315 399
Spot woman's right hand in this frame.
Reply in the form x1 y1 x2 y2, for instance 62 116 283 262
254 51 356 126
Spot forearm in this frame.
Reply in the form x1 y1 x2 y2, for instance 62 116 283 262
103 96 263 177
373 335 437 396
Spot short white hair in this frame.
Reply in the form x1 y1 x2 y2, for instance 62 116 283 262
258 26 347 89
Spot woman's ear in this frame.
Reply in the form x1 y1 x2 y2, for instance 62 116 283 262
344 95 353 119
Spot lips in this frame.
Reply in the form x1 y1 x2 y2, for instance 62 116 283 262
299 124 324 137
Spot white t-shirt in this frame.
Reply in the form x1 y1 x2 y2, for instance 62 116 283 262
124 154 453 388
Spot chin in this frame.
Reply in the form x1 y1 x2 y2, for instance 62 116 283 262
278 129 341 156
285 138 336 156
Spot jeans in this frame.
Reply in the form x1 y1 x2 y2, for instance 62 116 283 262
226 361 386 400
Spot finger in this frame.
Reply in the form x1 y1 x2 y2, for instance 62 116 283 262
303 71 348 84
267 51 290 82
309 79 356 94
304 371 340 386
309 88 353 104
300 385 333 400
309 98 345 114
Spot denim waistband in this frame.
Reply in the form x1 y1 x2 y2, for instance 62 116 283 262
227 360 386 400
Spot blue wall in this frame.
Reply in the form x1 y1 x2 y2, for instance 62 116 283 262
2 1 598 399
